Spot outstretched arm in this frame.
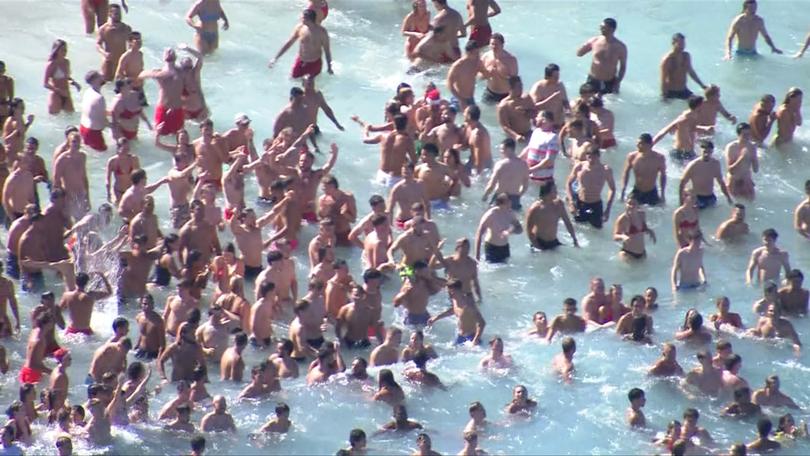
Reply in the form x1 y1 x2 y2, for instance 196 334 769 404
269 27 299 67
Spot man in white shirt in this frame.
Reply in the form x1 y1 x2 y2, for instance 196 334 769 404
79 70 109 152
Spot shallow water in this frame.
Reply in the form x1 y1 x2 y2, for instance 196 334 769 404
1 0 810 454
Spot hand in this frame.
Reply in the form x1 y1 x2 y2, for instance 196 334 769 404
516 134 526 142
336 123 345 131
426 317 436 327
772 47 783 55
794 51 806 59
267 58 276 69
26 114 34 124
729 115 738 124
723 52 732 61
602 210 610 222
573 239 580 248
327 65 334 75
222 21 230 31
330 143 338 155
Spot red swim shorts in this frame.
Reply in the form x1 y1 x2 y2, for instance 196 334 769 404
121 128 137 140
19 366 43 384
66 326 94 336
470 24 492 48
155 104 185 136
80 125 107 151
291 56 323 79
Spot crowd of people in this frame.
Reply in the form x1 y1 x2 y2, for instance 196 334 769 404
0 0 809 454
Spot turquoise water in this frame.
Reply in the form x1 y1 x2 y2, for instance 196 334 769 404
1 0 810 454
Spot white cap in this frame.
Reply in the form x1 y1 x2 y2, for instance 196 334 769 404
234 113 251 125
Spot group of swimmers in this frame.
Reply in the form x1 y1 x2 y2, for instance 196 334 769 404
0 0 810 454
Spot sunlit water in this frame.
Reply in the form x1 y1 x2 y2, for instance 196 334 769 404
1 0 810 454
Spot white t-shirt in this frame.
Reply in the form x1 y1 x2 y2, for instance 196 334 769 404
80 89 107 130
524 128 559 180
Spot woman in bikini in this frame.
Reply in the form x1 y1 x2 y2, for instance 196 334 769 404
613 195 656 260
156 128 196 170
209 243 244 302
105 138 140 203
673 190 700 247
44 40 81 115
402 0 431 60
186 0 229 55
748 94 776 145
110 78 151 141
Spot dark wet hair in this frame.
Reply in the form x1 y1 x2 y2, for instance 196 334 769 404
190 435 206 452
687 95 704 110
757 418 773 437
628 387 644 402
544 63 560 78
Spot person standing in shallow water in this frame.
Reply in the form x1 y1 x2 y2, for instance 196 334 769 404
576 17 627 95
186 0 229 55
269 9 333 79
724 0 782 59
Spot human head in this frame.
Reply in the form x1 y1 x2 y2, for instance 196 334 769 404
601 18 617 35
628 387 646 408
349 429 367 449
756 417 772 438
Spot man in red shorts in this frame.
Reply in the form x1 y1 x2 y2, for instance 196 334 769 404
466 0 500 49
79 71 109 152
268 9 333 79
140 48 185 137
20 312 54 384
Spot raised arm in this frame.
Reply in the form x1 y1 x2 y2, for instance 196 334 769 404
576 38 593 57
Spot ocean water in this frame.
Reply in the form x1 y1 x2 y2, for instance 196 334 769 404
1 0 810 454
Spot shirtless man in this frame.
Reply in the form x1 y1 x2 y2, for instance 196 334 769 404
166 155 199 229
159 322 206 383
273 88 311 141
648 343 685 377
716 215 748 252
301 75 344 151
196 306 233 362
389 163 429 228
88 337 131 382
250 281 278 348
680 141 734 211
481 138 529 211
497 76 534 143
53 132 91 219
446 42 481 112
424 105 464 156
364 115 415 187
60 272 112 336
369 327 402 367
428 279 485 345
2 157 37 222
255 250 297 308
318 175 357 246
746 228 790 285
576 18 627 95
185 0 229 55
288 299 322 361
269 9 333 79
115 32 146 105
325 260 354 321
462 105 493 173
415 143 453 207
672 232 707 290
139 48 185 137
620 134 667 206
362 214 392 271
20 313 53 385
0 266 18 338
722 124 759 200
430 237 481 302
336 285 378 349
394 260 444 326
220 332 247 381
525 181 579 251
230 205 286 280
306 344 345 385
118 235 161 304
96 4 132 81
134 294 166 361
129 196 161 249
779 269 809 316
387 215 438 267
751 375 799 408
178 200 221 266
566 147 615 229
685 350 723 396
627 388 646 427
724 0 782 59
465 0 500 47
530 64 569 130
749 303 802 351
551 337 576 382
660 33 706 100
616 296 654 338
414 0 465 64
480 336 512 369
794 180 810 239
581 278 610 323
163 280 200 338
474 193 522 263
478 33 515 103
200 396 236 432
653 96 713 163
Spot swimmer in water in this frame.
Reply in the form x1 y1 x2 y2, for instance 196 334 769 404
709 296 744 330
505 384 537 414
546 298 587 342
626 388 646 428
716 204 750 242
724 0 782 60
678 140 734 210
551 336 576 382
269 9 333 78
684 350 723 396
675 309 712 345
479 336 513 370
528 311 549 338
671 232 706 291
746 228 791 286
751 375 799 409
648 343 684 377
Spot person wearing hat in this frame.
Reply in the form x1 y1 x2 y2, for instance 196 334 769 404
221 113 258 160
